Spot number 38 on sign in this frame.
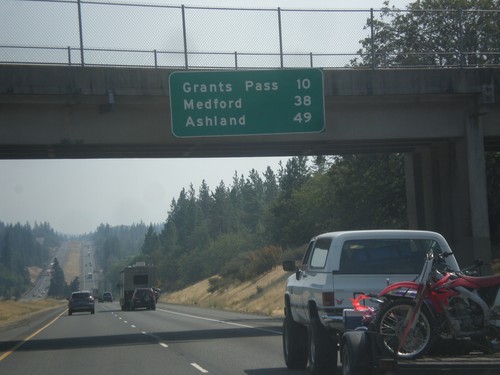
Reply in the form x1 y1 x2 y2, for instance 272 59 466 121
169 69 325 138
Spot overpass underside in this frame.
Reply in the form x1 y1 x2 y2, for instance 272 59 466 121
0 65 499 269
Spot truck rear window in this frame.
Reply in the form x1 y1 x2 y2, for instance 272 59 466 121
134 275 148 285
338 239 441 274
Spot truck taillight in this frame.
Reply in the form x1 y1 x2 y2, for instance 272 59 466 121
322 292 335 306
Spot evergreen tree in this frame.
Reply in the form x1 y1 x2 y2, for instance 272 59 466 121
352 0 500 68
48 258 66 298
68 276 80 292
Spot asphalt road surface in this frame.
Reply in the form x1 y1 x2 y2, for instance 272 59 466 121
0 301 302 375
2 301 500 375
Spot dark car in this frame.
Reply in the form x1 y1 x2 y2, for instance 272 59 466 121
130 288 156 311
68 291 95 315
102 292 113 302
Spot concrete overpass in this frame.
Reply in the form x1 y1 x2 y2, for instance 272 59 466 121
1 65 499 269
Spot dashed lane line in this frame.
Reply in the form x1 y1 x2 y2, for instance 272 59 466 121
191 363 209 373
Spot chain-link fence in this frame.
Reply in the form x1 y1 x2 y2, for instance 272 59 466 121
0 0 499 69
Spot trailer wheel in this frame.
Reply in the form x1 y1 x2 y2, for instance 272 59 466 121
308 315 337 375
282 312 308 369
341 331 370 375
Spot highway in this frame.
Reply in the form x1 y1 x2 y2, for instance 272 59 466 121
0 301 297 375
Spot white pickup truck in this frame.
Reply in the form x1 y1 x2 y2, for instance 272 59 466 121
281 230 460 375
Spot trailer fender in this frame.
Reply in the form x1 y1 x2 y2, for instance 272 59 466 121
341 330 371 375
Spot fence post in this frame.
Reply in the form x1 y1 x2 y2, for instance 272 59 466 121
309 52 313 67
77 0 85 66
370 8 375 69
154 49 158 68
234 51 238 70
278 7 284 68
182 5 189 69
458 8 464 69
68 46 72 66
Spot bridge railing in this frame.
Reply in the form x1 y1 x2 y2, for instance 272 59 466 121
0 0 499 69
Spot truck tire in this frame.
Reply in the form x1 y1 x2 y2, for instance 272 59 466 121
341 331 371 375
308 315 337 375
283 313 308 369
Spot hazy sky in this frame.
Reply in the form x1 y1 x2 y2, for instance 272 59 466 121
1 0 410 235
0 157 286 234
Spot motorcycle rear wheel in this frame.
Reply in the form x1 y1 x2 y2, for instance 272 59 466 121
374 299 434 359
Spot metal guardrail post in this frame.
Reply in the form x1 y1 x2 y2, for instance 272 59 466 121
182 5 188 69
77 0 85 66
278 7 283 68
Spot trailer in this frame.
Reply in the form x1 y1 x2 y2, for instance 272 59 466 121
340 309 500 375
119 262 158 311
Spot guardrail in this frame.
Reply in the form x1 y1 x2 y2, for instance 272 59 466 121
1 0 499 69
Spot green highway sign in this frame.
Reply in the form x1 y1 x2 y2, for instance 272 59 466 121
169 69 325 137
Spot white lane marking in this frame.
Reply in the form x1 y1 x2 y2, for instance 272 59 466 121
191 363 209 373
160 343 168 348
157 308 280 335
123 321 128 323
141 331 147 335
131 325 136 328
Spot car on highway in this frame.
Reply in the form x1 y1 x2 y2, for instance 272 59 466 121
102 291 113 302
68 291 95 315
130 288 156 310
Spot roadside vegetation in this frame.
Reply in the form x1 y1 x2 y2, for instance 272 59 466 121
0 299 65 329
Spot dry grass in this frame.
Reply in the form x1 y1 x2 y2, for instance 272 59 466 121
0 299 65 329
63 241 82 282
161 267 290 317
27 266 43 284
162 256 500 318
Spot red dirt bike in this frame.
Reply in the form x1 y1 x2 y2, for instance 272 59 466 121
371 250 500 359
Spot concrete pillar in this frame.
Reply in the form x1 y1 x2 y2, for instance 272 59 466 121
465 98 492 271
404 152 418 229
404 137 491 271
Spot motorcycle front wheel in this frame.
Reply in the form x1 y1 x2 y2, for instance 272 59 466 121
374 299 434 359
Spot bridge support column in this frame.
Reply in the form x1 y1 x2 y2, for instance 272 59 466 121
464 99 492 269
404 104 491 271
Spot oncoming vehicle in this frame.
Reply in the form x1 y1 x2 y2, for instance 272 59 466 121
102 292 113 302
130 288 156 311
68 291 95 315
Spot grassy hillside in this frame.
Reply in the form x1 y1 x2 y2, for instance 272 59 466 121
160 267 291 317
161 256 500 318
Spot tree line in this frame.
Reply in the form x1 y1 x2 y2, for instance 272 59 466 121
96 154 410 292
0 221 61 299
